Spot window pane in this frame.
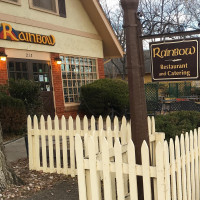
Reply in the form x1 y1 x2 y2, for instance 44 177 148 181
9 72 15 79
32 0 56 12
9 62 14 71
16 73 21 79
61 64 65 71
67 72 71 79
44 64 49 72
64 88 68 95
61 56 97 104
68 80 72 87
39 64 43 72
63 80 67 87
16 62 21 71
34 75 39 82
22 62 27 71
23 73 28 80
33 63 38 72
93 74 97 79
64 96 69 103
62 72 66 79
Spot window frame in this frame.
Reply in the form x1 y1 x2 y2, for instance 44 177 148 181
1 0 21 6
60 54 99 106
29 0 59 16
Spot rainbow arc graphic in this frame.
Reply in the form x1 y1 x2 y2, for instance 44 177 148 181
0 23 19 41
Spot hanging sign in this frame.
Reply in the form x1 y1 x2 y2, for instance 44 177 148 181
150 39 199 81
0 23 55 46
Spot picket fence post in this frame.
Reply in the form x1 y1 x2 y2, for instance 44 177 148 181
175 136 182 200
194 129 199 200
61 115 68 175
180 134 187 200
102 137 112 200
27 115 34 170
128 139 138 200
69 116 75 177
190 131 195 200
75 135 87 200
163 141 171 200
114 138 125 200
185 132 192 200
88 136 101 200
47 115 54 173
34 115 40 170
141 141 152 200
41 115 47 172
156 142 165 200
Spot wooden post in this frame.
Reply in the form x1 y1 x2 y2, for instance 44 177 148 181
121 0 149 198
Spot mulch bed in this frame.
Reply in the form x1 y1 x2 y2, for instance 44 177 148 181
0 159 75 199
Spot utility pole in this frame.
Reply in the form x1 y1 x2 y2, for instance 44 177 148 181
121 0 149 198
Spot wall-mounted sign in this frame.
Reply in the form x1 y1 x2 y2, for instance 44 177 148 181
150 39 199 81
0 23 55 46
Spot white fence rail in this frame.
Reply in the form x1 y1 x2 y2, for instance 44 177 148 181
75 128 200 200
28 115 153 177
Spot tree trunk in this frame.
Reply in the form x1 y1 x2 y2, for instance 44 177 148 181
0 123 23 191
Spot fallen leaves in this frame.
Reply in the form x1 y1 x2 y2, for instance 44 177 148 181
0 159 69 199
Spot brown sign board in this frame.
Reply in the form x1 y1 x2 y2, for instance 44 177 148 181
150 39 199 81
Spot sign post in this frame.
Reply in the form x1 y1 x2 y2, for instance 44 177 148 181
121 0 149 199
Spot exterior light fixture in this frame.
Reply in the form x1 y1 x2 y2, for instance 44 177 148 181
55 57 62 65
0 52 7 61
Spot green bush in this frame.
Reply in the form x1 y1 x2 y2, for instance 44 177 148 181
8 79 42 116
155 111 200 141
79 79 129 117
0 94 26 135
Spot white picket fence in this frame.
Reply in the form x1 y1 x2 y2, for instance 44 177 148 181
28 115 156 177
27 115 159 177
75 128 200 200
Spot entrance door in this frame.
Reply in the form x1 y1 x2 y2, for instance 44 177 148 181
7 58 55 118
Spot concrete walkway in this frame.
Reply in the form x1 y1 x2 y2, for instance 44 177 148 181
5 137 27 163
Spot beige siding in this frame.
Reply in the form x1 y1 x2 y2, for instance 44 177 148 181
0 0 104 58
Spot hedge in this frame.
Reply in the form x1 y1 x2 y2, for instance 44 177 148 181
155 111 200 141
79 79 129 117
0 94 26 135
8 79 42 116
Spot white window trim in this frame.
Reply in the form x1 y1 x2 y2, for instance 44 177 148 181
60 54 99 105
29 0 59 16
1 0 21 6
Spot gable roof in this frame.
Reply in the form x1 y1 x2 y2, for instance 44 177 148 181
80 0 124 58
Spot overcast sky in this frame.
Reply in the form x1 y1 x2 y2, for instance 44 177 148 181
100 0 119 9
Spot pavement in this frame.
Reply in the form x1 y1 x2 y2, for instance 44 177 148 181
4 137 27 163
4 137 79 200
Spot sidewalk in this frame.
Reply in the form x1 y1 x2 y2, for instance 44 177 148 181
5 137 27 163
4 138 79 200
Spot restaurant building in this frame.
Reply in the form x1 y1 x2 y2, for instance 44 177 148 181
0 0 123 118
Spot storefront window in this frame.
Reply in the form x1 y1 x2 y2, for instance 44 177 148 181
61 56 98 103
8 61 28 80
30 0 58 14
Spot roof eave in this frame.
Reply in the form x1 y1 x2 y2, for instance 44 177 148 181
80 0 124 58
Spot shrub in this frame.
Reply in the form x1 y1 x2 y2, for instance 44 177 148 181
8 79 42 116
79 79 129 117
0 94 26 135
155 111 200 141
